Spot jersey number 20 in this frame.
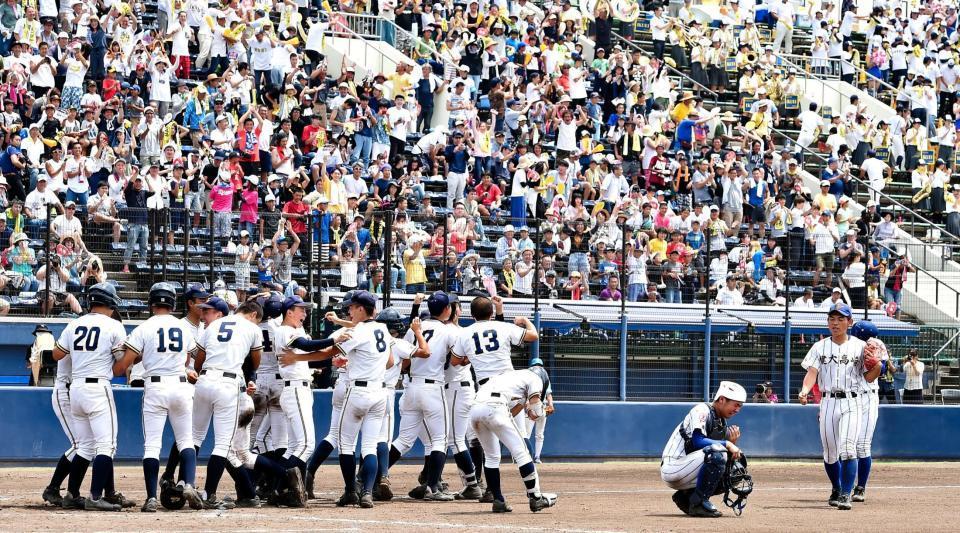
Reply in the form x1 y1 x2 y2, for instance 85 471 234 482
472 330 499 354
73 326 101 351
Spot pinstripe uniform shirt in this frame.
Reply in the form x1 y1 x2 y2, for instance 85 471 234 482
801 336 867 393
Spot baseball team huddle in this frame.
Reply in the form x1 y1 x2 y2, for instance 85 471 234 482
40 282 557 514
659 301 888 517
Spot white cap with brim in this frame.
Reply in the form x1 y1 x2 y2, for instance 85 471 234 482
714 381 747 403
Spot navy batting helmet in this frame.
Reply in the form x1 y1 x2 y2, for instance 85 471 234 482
259 292 284 319
376 307 407 336
87 282 121 310
334 290 358 319
149 282 177 310
528 365 551 398
851 320 879 341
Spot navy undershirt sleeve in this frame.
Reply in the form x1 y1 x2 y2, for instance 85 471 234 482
289 337 335 352
690 429 727 450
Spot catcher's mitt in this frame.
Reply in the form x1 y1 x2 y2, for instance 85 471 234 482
862 338 886 372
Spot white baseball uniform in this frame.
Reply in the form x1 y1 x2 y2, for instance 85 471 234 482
524 380 552 459
452 320 526 382
336 320 392 457
56 314 128 460
660 403 726 490
801 336 868 463
193 316 263 457
394 320 455 455
254 317 287 453
856 339 885 459
381 337 415 445
228 392 258 469
125 315 197 461
274 322 315 463
321 328 350 449
180 316 204 371
469 369 541 469
52 353 79 461
445 322 476 454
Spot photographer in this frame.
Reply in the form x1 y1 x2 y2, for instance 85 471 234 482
752 382 779 403
901 349 925 404
35 255 82 315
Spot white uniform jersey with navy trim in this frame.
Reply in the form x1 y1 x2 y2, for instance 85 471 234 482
328 327 349 382
337 320 392 383
444 323 472 383
856 338 886 393
403 319 455 381
661 403 713 461
386 337 416 386
180 316 204 341
56 356 72 385
801 336 867 393
257 318 281 376
56 314 128 381
198 316 264 374
274 322 309 381
452 321 526 381
125 314 197 377
475 369 543 409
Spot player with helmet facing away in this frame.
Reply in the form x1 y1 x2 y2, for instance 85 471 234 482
524 358 555 463
798 303 882 510
114 283 204 512
386 291 458 501
469 365 558 513
251 292 288 464
280 290 393 509
849 319 887 503
191 297 264 509
52 282 136 511
661 381 747 518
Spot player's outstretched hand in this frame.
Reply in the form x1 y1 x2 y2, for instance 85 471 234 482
513 316 529 327
492 295 504 313
332 355 348 368
279 349 299 367
410 317 421 333
798 391 809 405
246 381 257 396
325 311 338 322
725 441 741 460
186 369 198 384
413 293 426 305
726 425 741 444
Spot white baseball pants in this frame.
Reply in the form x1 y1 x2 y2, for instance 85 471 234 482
281 382 315 462
321 377 348 448
52 384 79 460
394 380 447 455
820 394 863 463
70 380 118 460
378 386 397 444
661 451 706 490
253 376 287 453
142 376 195 460
192 373 242 458
338 384 386 457
857 391 879 458
445 382 476 453
469 402 532 468
228 393 258 469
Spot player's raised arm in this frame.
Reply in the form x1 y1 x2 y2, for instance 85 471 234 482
514 316 539 343
407 318 430 358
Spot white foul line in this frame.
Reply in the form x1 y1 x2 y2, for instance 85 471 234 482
559 484 960 495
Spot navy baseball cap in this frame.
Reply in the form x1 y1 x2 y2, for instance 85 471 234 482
197 296 229 315
427 291 451 316
282 295 312 314
349 290 377 309
828 303 852 318
184 285 209 301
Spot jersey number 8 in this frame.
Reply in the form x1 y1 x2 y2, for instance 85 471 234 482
374 330 387 352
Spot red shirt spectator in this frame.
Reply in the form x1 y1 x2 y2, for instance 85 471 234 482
475 178 502 207
283 195 310 234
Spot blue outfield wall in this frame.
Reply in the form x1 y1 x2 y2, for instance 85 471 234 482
2 387 959 460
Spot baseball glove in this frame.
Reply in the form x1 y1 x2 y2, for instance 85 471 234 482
862 338 885 371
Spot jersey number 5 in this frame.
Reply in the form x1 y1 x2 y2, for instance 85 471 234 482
217 322 235 342
472 329 499 355
74 326 101 352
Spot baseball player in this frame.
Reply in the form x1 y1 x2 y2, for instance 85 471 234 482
469 366 558 513
192 298 264 509
115 283 203 512
280 290 392 509
304 291 359 499
252 292 288 460
386 292 457 501
660 381 746 518
798 303 881 510
524 358 555 463
42 326 80 507
850 320 887 503
52 283 133 511
159 285 209 490
443 295 484 500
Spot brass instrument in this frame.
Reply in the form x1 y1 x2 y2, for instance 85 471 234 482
913 181 932 204
745 52 757 64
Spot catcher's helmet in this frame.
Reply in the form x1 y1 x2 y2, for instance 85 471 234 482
334 290 359 319
721 454 754 516
149 282 178 310
159 484 186 510
376 307 407 336
88 282 121 310
259 292 284 320
851 320 879 342
529 365 551 399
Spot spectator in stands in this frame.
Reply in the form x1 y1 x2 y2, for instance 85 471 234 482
7 233 38 292
662 249 684 304
563 270 585 301
599 275 621 302
50 201 83 242
35 255 82 315
495 224 518 263
121 174 148 273
810 210 840 288
716 274 744 306
901 349 925 405
821 287 845 309
758 268 785 306
23 176 61 238
877 354 898 404
793 287 816 308
402 236 427 295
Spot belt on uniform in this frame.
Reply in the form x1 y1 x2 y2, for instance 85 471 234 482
823 391 857 398
490 392 501 398
353 380 385 388
285 380 310 387
84 378 110 384
200 370 239 380
478 378 490 386
411 377 440 384
445 381 472 389
275 373 283 380
148 376 187 383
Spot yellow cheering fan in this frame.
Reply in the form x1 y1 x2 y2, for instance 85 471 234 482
42 137 58 148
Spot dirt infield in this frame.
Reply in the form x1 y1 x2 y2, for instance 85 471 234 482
2 461 958 532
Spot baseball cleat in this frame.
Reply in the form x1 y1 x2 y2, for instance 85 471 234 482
374 477 393 501
84 497 121 512
104 491 137 508
479 487 495 503
455 484 483 500
61 492 86 510
837 493 852 510
181 484 203 510
359 491 374 508
336 491 359 507
159 474 174 492
202 494 235 510
671 490 692 515
408 484 428 500
417 470 427 486
852 486 866 502
305 471 316 500
828 489 841 507
425 486 455 502
528 492 558 512
285 468 307 507
141 497 159 513
235 496 262 508
492 499 513 513
688 499 722 518
42 486 63 506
